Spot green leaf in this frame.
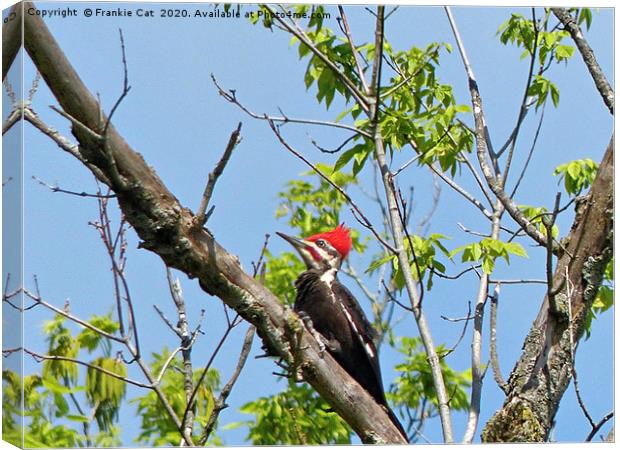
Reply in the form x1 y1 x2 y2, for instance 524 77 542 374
66 414 90 423
482 257 495 274
333 144 366 173
505 242 528 258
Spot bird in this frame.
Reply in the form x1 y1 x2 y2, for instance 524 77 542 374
276 223 407 441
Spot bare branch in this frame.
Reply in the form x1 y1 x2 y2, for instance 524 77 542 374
552 8 614 114
199 325 256 444
22 287 126 344
428 162 493 220
180 314 240 431
585 412 614 442
337 6 370 95
566 266 594 428
509 103 546 199
445 6 553 252
211 75 371 138
440 301 472 359
102 29 131 138
267 117 396 254
194 122 242 227
32 175 116 198
20 347 151 388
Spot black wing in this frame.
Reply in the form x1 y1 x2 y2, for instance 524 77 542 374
331 279 386 405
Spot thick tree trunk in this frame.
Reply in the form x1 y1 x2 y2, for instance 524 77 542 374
2 3 22 81
15 2 407 444
482 137 614 442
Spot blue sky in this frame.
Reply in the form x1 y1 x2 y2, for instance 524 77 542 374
2 1 614 446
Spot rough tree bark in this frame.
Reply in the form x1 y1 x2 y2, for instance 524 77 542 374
6 1 407 444
481 136 614 442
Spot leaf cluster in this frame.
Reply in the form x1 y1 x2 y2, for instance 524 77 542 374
389 337 472 414
232 381 351 444
130 347 221 446
451 239 528 274
553 158 599 196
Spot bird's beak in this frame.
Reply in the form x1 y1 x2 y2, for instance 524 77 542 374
276 231 316 269
276 231 308 251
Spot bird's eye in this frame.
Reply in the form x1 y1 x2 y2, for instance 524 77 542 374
316 239 326 248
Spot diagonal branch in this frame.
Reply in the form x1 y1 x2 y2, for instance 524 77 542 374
445 6 553 252
551 8 614 114
368 5 453 442
211 74 372 138
194 122 242 227
199 324 255 445
261 4 369 113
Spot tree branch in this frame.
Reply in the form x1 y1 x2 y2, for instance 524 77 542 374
194 122 242 227
2 3 22 81
369 6 453 442
551 8 614 114
445 6 553 251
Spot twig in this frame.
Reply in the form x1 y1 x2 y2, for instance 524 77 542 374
416 175 441 236
428 162 493 220
585 412 614 442
382 280 413 313
566 266 595 429
211 75 371 138
309 133 356 154
267 117 396 254
49 105 103 141
32 175 116 198
153 304 181 338
2 107 20 135
458 222 491 238
440 301 472 359
199 325 256 444
509 103 546 198
24 107 111 184
488 278 546 285
22 287 126 344
343 261 379 306
251 234 271 277
180 313 240 431
194 122 242 227
337 6 370 95
489 284 508 393
21 347 150 388
102 29 131 138
262 4 369 112
496 7 539 185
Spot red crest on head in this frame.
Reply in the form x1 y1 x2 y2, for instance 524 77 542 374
307 223 352 258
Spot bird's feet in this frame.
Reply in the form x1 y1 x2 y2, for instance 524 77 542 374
298 311 327 358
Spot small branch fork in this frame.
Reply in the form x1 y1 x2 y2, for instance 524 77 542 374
211 74 371 139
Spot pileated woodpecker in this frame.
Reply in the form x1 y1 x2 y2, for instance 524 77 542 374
276 224 407 440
